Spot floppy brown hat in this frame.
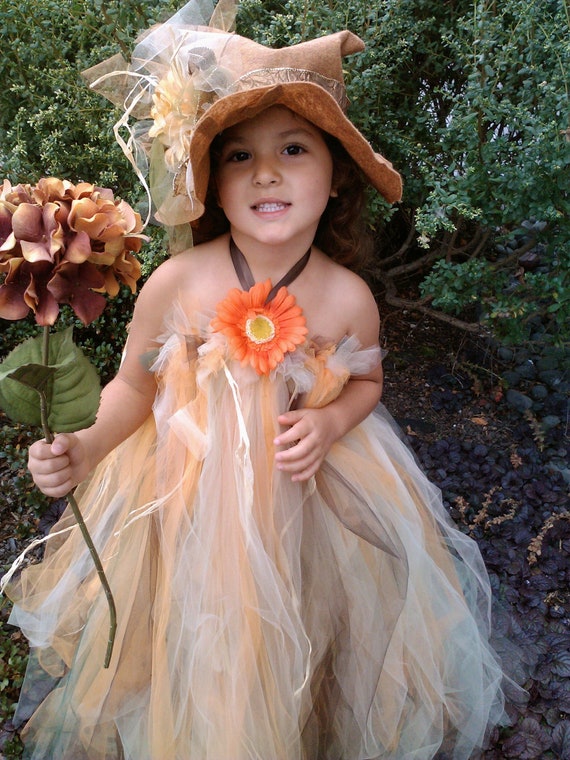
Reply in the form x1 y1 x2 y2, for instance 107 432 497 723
188 31 403 210
85 1 402 237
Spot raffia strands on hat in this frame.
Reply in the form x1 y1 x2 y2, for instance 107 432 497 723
84 0 402 240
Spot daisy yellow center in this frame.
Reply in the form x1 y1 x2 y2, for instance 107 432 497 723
245 314 276 344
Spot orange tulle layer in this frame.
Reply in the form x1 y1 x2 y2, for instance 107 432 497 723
8 305 510 759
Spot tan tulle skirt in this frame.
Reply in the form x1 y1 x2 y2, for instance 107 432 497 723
8 310 510 759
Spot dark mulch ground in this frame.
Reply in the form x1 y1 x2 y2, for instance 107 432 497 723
0 308 568 759
379 308 570 759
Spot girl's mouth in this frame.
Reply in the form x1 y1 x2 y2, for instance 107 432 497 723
253 202 290 213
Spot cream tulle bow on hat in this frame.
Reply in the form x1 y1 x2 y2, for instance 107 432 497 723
84 0 402 243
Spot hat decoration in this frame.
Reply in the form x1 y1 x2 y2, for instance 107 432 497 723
84 0 402 250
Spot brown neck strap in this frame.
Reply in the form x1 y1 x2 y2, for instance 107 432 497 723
229 237 311 303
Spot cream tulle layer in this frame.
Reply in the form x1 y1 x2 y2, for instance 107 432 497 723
9 311 507 759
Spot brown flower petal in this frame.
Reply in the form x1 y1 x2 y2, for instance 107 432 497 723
54 198 70 227
11 203 43 242
0 282 30 319
19 239 54 263
103 251 142 296
11 202 64 261
100 268 120 298
0 258 60 325
32 177 69 204
0 231 17 256
5 183 34 207
65 230 93 264
100 237 128 259
68 198 106 237
125 235 145 254
115 199 141 233
72 182 98 199
23 261 60 325
87 247 117 266
48 261 107 325
42 203 65 256
0 259 29 319
0 203 13 248
0 257 22 278
74 183 114 202
117 252 142 293
73 199 128 242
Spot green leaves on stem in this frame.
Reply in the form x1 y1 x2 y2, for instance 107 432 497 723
0 327 101 432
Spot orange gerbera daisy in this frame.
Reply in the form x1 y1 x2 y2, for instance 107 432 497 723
211 280 308 375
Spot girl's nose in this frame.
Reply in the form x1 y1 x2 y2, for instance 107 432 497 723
252 157 280 186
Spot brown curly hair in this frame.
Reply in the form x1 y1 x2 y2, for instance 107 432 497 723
191 129 372 272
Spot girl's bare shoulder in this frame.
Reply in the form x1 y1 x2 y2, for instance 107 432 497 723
148 237 225 278
141 236 234 306
310 250 375 304
303 249 379 341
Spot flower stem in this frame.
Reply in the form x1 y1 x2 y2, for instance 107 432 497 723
40 326 117 668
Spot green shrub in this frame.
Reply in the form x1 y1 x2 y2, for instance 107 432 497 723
0 614 27 743
0 0 181 200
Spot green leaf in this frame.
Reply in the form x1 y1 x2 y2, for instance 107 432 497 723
0 327 101 433
7 364 56 394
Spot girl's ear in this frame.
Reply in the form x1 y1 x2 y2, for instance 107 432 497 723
330 184 339 198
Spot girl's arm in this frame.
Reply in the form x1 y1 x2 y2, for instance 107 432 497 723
28 257 186 497
274 274 383 482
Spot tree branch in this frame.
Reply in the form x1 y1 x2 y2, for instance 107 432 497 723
490 232 546 271
469 229 492 259
378 273 485 335
378 224 417 267
382 249 442 278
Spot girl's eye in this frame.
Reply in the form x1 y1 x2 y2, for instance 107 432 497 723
283 144 304 156
227 150 251 162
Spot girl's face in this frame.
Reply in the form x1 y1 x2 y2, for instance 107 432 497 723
215 106 335 251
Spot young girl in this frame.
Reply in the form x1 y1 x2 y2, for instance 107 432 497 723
8 5 513 758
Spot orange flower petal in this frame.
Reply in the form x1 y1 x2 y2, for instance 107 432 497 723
212 281 307 375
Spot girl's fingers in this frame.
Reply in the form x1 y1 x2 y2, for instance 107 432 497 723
275 436 313 463
274 425 304 448
290 460 321 482
276 443 320 474
31 454 69 475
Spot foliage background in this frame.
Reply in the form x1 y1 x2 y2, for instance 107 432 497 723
0 0 568 756
1 0 568 343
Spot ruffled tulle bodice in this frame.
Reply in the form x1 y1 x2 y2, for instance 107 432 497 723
8 303 508 759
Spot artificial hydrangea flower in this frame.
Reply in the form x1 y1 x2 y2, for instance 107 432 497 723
0 178 145 325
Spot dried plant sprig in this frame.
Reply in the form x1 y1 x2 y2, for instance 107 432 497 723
528 511 570 566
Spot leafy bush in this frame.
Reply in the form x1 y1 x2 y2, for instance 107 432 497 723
0 0 179 190
0 614 26 753
420 246 570 344
0 418 48 517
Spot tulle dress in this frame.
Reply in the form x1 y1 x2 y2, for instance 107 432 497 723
7 276 509 759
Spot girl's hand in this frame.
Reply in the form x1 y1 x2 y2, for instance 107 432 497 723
274 408 340 482
28 433 90 498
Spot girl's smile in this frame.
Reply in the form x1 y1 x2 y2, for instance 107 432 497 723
215 106 335 252
252 200 291 214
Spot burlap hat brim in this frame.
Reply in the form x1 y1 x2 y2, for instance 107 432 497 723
190 82 403 206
